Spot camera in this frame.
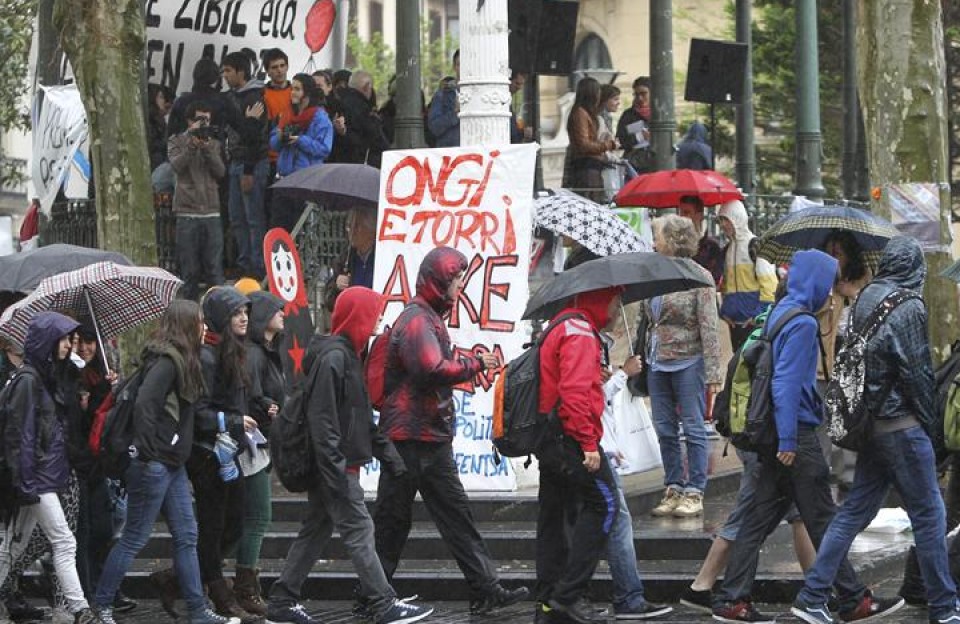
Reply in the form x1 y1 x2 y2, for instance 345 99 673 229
280 124 302 143
190 125 212 141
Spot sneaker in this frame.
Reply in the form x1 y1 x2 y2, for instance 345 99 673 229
931 604 960 623
264 603 317 624
679 587 713 613
112 593 138 614
791 598 837 624
535 603 575 624
650 489 682 517
614 601 673 619
376 599 433 624
93 607 116 624
469 585 530 614
838 594 904 622
548 598 607 624
712 601 776 623
73 608 104 624
189 607 242 624
673 492 704 518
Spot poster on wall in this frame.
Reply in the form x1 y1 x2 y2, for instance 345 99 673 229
362 144 539 492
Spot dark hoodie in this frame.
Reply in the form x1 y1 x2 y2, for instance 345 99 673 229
225 78 269 173
768 249 837 452
302 287 404 495
133 343 201 467
852 236 935 426
676 121 713 170
246 291 286 437
7 312 79 498
379 247 485 443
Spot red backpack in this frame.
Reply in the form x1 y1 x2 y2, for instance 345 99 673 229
364 326 392 411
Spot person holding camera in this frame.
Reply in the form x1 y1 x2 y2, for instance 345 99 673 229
269 73 334 232
169 101 227 301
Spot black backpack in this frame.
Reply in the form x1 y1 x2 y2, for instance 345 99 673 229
98 361 156 481
0 366 37 520
492 312 590 460
731 307 816 454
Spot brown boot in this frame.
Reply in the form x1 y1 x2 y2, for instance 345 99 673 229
149 567 180 619
207 578 262 623
233 566 267 617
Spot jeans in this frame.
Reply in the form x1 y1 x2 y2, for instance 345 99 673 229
716 449 801 542
535 434 617 606
714 427 865 611
228 159 269 276
606 462 646 609
648 359 709 493
95 461 205 613
799 425 958 618
0 493 88 613
76 476 115 597
176 216 224 301
374 441 498 598
236 466 272 567
187 452 245 583
271 472 396 618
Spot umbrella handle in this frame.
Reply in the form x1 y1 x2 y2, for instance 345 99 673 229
619 301 634 357
83 286 111 377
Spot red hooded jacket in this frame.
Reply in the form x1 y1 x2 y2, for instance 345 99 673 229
538 287 620 452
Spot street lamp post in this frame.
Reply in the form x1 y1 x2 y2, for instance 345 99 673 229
735 0 756 194
458 0 511 146
793 0 825 199
650 0 677 172
394 0 426 149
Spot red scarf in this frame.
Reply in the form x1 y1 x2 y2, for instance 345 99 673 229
282 105 319 130
633 102 651 121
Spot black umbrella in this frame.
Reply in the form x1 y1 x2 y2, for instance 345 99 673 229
0 244 132 293
523 252 714 320
270 163 380 210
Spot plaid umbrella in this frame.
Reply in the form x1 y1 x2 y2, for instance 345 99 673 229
536 190 650 256
614 169 743 208
0 261 182 348
755 204 900 266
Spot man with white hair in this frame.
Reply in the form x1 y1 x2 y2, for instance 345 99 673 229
335 70 389 168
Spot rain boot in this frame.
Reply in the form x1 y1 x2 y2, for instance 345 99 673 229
233 567 267 617
207 578 261 624
149 567 181 618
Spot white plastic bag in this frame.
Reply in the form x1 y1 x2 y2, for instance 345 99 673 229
613 391 662 475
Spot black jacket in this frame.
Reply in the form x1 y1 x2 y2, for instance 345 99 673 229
225 80 269 173
334 87 388 168
303 335 404 497
133 347 197 468
246 292 286 438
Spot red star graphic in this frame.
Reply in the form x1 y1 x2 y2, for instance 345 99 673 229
287 335 306 376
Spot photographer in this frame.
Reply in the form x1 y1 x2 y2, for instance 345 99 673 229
269 73 333 232
169 101 226 301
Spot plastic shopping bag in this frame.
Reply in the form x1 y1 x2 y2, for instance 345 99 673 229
613 390 662 475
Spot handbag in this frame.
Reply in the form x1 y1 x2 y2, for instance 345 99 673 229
627 313 650 397
612 390 662 474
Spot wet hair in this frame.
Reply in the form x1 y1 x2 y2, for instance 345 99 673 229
222 52 252 81
653 214 699 258
148 300 203 396
571 77 602 119
215 307 250 392
824 230 867 283
292 73 320 110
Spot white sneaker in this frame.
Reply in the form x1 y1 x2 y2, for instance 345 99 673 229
673 492 704 518
650 488 682 517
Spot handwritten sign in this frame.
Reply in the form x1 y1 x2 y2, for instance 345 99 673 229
144 0 347 94
30 85 88 213
361 144 538 491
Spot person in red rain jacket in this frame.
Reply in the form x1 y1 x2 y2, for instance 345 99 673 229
373 246 529 614
534 286 623 624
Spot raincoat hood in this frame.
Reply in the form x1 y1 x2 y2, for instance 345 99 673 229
719 199 753 242
783 249 837 313
247 291 284 346
571 286 622 330
874 236 926 292
415 246 468 314
331 286 383 355
24 311 80 386
235 78 265 94
685 121 708 143
202 287 250 335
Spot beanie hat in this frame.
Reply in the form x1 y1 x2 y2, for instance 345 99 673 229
234 277 262 296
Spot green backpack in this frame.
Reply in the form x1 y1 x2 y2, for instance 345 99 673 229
714 312 769 440
934 341 960 456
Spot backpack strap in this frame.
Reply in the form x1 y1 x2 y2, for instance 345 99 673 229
851 289 922 344
537 312 593 347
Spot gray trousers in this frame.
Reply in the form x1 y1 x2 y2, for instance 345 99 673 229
269 472 396 617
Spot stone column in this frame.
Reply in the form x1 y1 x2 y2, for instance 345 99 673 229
458 0 511 146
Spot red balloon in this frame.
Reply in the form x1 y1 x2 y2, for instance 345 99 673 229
305 0 336 54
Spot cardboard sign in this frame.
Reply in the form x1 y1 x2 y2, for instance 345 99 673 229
264 228 315 389
361 144 539 491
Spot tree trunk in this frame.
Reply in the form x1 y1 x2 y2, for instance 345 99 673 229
53 0 155 267
857 0 957 362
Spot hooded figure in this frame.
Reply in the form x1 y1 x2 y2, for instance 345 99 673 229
767 249 837 453
378 247 488 442
246 291 286 437
676 122 713 170
853 236 935 427
8 311 79 501
718 200 778 328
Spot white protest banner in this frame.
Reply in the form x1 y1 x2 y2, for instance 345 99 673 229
362 144 539 492
31 85 88 214
144 0 348 94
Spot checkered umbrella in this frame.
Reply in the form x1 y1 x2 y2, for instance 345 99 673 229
536 190 650 256
0 261 182 348
754 204 900 266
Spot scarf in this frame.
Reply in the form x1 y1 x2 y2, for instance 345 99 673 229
282 105 319 131
633 102 651 121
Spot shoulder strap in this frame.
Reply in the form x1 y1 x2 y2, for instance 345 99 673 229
537 312 593 346
855 289 921 343
763 307 814 341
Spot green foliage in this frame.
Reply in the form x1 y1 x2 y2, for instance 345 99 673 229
0 0 35 188
420 22 458 97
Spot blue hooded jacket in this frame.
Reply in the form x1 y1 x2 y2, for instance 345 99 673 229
676 121 713 170
767 249 837 452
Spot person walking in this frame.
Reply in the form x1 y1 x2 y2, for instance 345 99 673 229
644 215 722 519
373 247 529 614
266 287 433 624
791 237 954 624
710 250 887 624
0 311 102 624
563 77 617 203
92 301 237 624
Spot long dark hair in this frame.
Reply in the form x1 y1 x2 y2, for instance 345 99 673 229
292 72 322 112
216 312 250 392
824 230 867 283
148 300 203 398
572 77 602 119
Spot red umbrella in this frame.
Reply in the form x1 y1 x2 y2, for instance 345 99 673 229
614 169 743 208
